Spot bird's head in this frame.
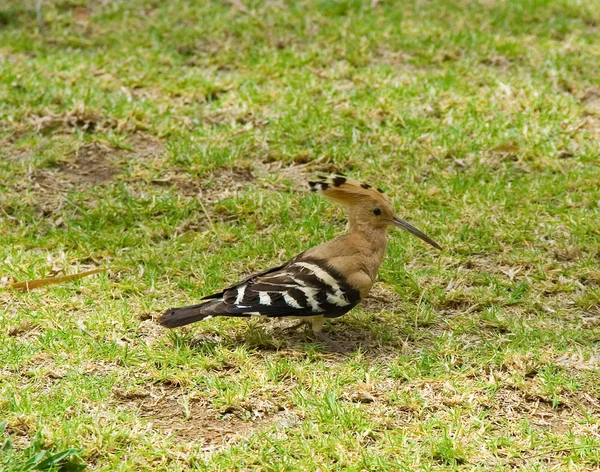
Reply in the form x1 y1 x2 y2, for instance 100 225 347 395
309 175 441 250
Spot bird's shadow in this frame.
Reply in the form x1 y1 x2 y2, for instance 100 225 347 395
182 318 403 358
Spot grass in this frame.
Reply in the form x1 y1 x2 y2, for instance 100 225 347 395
1 0 600 470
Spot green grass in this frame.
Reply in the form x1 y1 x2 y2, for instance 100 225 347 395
1 0 600 470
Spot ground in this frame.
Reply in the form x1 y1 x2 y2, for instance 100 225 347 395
1 0 600 470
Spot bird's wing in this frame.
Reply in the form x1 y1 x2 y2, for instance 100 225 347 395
205 257 361 318
201 261 289 300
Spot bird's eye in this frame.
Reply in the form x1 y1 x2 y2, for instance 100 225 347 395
373 208 382 216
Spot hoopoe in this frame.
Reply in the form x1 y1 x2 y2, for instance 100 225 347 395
159 175 441 334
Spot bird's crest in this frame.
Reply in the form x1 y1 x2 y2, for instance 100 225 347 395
308 175 390 206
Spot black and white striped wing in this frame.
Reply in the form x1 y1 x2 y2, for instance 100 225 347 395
206 258 361 318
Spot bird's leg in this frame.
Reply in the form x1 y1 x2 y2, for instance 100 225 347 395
310 327 342 351
308 315 340 348
282 315 341 350
310 315 325 334
283 315 325 334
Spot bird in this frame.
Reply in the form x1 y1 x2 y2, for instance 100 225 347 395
158 175 441 335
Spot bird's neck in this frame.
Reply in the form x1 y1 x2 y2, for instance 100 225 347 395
347 216 388 278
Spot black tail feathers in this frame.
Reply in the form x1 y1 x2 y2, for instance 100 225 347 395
158 300 222 328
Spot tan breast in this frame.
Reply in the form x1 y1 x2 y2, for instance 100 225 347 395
303 230 388 299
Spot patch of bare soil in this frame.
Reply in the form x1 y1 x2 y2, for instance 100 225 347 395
30 144 107 193
113 384 280 449
25 142 119 217
20 136 164 217
32 135 163 189
60 142 119 183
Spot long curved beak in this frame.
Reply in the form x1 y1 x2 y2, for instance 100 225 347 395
391 217 442 250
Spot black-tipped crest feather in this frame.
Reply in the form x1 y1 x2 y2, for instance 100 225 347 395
307 174 391 207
